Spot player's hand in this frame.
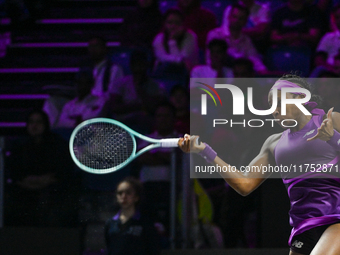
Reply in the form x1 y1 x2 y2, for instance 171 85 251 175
178 134 206 153
307 107 335 142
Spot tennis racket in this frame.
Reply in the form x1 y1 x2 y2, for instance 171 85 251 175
69 118 180 174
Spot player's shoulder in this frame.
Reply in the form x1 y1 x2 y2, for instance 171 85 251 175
263 132 283 150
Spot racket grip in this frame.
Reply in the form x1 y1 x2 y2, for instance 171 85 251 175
160 138 180 147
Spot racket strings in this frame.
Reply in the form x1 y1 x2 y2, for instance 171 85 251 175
72 122 134 170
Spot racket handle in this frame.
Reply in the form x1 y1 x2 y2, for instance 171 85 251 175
160 138 179 147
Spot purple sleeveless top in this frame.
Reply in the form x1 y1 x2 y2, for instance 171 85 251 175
274 110 340 246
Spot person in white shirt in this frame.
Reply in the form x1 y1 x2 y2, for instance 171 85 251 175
56 69 107 128
152 8 199 71
191 39 233 79
317 5 340 65
206 3 267 74
87 37 124 98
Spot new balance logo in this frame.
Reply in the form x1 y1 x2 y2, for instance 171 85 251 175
303 129 315 138
292 240 304 249
337 139 340 145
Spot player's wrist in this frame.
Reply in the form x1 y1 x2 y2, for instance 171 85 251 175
198 143 217 163
326 129 340 151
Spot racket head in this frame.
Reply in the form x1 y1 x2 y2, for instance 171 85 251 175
69 118 137 174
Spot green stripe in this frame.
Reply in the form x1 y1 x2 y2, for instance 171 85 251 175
199 88 217 106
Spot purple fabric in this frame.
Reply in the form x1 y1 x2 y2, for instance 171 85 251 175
326 129 340 151
198 143 217 164
274 110 340 246
270 80 304 92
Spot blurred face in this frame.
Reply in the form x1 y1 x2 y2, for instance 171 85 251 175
233 64 253 78
228 7 248 31
268 90 304 128
116 182 139 210
335 9 340 30
210 45 225 68
138 0 153 8
88 39 107 62
178 0 194 8
27 113 46 137
170 89 188 110
155 106 175 133
165 13 184 36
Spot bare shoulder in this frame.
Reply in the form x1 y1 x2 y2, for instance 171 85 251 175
331 111 340 132
261 132 283 156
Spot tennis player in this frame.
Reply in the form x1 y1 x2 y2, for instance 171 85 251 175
179 74 340 255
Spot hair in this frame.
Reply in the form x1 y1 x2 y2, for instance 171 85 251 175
332 3 340 14
170 84 189 98
315 51 328 60
163 8 186 53
88 36 107 48
130 49 149 66
116 177 143 206
231 3 250 18
278 73 323 109
155 101 177 117
26 109 51 135
208 39 228 52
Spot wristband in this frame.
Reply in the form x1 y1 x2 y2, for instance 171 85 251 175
198 143 217 164
326 129 340 151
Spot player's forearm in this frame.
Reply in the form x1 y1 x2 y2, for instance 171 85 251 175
213 156 262 196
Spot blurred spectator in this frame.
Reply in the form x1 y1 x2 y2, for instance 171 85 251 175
316 5 340 65
232 57 255 78
222 0 270 41
309 51 332 77
137 102 180 237
207 4 267 74
105 177 161 255
332 51 340 75
119 0 163 48
169 85 190 134
152 8 199 72
191 39 233 78
270 0 322 47
108 50 166 132
85 37 124 98
56 69 107 128
6 110 76 227
177 0 218 49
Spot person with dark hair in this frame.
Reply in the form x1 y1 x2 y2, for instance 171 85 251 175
170 85 190 134
179 74 340 255
177 0 218 49
105 177 161 255
152 8 199 71
207 3 267 74
270 0 323 47
6 110 76 227
108 49 166 132
222 0 270 41
119 0 163 48
190 39 233 78
232 57 255 78
86 37 123 98
56 68 107 128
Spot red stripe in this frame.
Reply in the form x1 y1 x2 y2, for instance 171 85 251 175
196 82 222 106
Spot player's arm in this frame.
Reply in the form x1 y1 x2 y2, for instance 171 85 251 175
179 133 280 196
